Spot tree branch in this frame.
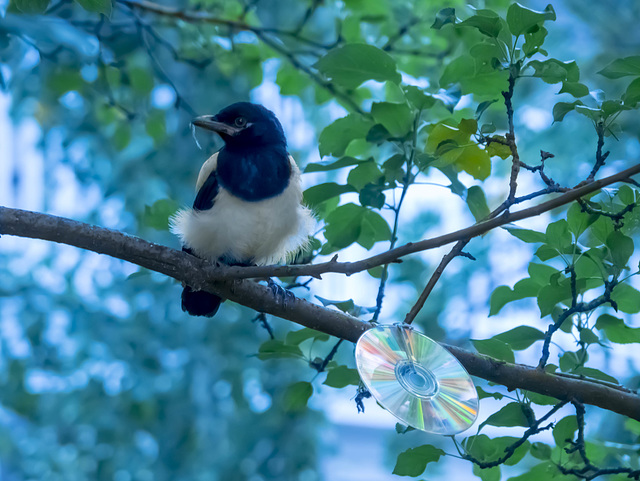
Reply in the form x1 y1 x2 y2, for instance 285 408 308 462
1 206 639 420
200 162 640 280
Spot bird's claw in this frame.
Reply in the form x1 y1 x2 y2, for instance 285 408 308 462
267 279 295 307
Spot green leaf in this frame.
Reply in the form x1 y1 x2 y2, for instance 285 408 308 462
318 114 374 157
505 227 546 243
602 99 631 118
457 145 492 180
598 56 640 79
552 100 583 122
365 123 392 144
559 81 589 98
324 203 364 248
371 102 412 137
587 216 614 245
143 198 179 230
537 282 571 317
528 59 579 84
392 444 445 477
522 25 548 57
463 435 529 466
493 326 545 350
48 70 84 96
472 339 515 363
528 263 560 283
426 120 491 180
303 183 355 209
466 186 490 222
573 366 618 384
595 314 640 343
346 161 383 191
480 402 530 429
559 350 582 372
473 465 500 481
359 184 386 209
575 104 603 122
525 391 559 405
315 44 401 89
486 139 511 159
285 328 330 345
476 100 498 119
282 382 313 412
507 462 562 481
489 286 515 316
129 67 154 94
506 3 555 36
489 279 540 316
606 230 634 269
458 13 502 38
74 0 112 16
145 111 166 145
530 443 552 460
257 340 304 360
358 209 391 249
395 423 416 434
14 0 49 13
323 365 360 388
304 156 364 173
553 415 577 446
624 418 640 436
404 86 436 110
113 123 131 151
477 386 504 400
432 7 457 29
611 283 640 314
545 219 571 250
567 202 598 238
579 328 600 345
440 55 509 98
315 295 375 317
617 185 636 205
276 63 308 96
623 77 640 105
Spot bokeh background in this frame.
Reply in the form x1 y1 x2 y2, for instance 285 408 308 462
1 0 639 479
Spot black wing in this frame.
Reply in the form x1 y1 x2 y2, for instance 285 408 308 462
192 171 219 211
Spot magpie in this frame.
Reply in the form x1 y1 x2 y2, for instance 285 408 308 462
171 102 314 317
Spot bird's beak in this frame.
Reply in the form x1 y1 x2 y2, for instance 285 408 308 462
192 116 242 136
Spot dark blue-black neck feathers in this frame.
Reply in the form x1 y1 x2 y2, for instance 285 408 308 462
217 144 291 202
210 102 291 202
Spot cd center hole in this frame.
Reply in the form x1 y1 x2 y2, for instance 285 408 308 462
408 371 425 387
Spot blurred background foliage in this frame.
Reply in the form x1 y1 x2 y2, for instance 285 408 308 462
0 0 639 480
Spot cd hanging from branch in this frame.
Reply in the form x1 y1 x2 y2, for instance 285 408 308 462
355 324 479 435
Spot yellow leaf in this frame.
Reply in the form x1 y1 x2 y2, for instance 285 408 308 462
457 145 492 180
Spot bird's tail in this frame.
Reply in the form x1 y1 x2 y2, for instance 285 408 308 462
181 285 222 317
181 246 223 317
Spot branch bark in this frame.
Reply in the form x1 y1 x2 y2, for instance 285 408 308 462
1 206 639 420
202 162 640 280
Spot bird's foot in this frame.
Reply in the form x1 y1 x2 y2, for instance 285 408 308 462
267 278 295 307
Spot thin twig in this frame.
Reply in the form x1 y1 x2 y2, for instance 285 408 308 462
464 401 568 468
198 163 640 281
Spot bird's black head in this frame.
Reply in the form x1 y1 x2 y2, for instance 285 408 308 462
192 102 287 149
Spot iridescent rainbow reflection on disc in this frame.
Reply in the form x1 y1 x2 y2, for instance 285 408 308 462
355 325 478 435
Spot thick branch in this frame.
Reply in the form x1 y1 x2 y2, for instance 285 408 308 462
1 206 639 420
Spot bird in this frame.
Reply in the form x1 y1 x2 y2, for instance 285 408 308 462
170 102 314 317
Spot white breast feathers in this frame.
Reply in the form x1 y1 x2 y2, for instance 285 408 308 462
170 153 315 265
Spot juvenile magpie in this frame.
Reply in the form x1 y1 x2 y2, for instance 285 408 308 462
171 102 314 317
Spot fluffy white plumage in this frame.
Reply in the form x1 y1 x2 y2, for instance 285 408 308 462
170 152 314 265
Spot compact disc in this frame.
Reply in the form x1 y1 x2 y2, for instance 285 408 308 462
355 324 478 435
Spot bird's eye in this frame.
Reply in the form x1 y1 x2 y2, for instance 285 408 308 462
234 117 247 128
